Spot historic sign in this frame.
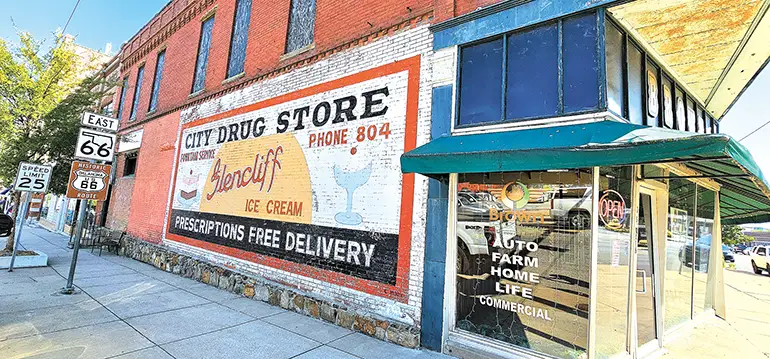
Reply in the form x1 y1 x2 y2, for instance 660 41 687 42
166 58 419 295
75 128 116 162
14 162 53 193
65 161 112 201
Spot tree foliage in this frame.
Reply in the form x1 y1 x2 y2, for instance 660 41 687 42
721 224 754 246
0 32 111 251
0 33 109 193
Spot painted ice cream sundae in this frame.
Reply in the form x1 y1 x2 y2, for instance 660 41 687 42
177 169 202 208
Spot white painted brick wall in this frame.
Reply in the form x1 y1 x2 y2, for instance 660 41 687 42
162 25 433 325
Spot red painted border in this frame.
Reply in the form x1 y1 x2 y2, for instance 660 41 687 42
165 56 421 302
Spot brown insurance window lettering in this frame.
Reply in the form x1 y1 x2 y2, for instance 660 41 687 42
455 170 592 359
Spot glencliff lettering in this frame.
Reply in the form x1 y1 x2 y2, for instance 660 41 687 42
206 146 283 201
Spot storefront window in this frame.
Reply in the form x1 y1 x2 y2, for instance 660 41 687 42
455 170 592 359
694 187 715 313
596 166 632 358
627 43 644 126
605 22 625 117
665 177 694 330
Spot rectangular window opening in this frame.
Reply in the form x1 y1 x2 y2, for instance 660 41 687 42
285 0 317 53
192 16 216 94
148 50 166 112
227 0 252 78
129 66 145 121
123 155 138 176
117 76 128 119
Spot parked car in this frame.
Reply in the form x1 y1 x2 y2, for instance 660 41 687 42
678 235 734 271
734 243 751 254
749 245 770 274
548 187 592 229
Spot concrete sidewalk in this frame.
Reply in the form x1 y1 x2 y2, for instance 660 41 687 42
0 226 448 359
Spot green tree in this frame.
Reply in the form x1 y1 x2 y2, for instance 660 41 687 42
0 33 109 252
721 224 754 247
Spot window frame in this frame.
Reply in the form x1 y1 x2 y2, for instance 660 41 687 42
226 0 252 79
454 11 602 130
117 76 129 120
123 155 138 177
129 65 145 121
605 15 713 134
148 50 166 113
192 15 216 94
285 0 317 54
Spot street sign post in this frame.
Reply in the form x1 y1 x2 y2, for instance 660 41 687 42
62 112 117 294
66 161 112 201
74 128 117 162
8 162 52 272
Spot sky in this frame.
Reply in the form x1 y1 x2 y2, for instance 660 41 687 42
1 1 769 227
0 0 167 54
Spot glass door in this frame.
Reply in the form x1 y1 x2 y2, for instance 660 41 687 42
635 192 657 346
633 183 665 357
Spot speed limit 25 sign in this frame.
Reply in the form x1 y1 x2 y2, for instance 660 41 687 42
66 161 112 201
14 162 53 193
75 128 116 162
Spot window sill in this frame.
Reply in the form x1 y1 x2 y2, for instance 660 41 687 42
189 89 205 99
146 109 157 116
222 72 245 85
280 43 315 62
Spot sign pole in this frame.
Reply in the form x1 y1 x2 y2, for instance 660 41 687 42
61 197 87 294
8 192 31 272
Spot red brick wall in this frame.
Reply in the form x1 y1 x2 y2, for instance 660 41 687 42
432 0 505 23
125 112 180 243
114 0 433 126
106 154 135 231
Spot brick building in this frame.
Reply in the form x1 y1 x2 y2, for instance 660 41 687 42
103 0 770 358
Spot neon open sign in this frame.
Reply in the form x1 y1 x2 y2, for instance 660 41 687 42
599 190 627 226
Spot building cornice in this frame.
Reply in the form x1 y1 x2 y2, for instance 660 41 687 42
117 11 432 134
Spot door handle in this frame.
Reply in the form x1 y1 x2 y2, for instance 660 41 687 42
636 269 647 294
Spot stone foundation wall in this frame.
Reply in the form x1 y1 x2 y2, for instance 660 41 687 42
119 235 421 348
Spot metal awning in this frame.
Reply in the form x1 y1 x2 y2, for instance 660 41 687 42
400 121 770 224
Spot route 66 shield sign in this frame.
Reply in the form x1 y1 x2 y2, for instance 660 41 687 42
66 161 112 200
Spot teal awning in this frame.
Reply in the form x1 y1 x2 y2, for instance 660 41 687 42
401 121 770 224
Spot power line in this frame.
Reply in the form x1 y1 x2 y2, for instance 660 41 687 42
739 118 770 142
60 0 82 36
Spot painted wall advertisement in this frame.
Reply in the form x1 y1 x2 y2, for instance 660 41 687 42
166 58 419 299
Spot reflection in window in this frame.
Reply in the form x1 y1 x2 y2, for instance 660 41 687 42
694 187 715 313
285 0 316 53
129 66 144 121
506 24 558 119
563 13 599 112
627 44 644 125
646 62 660 126
674 87 686 131
665 178 694 330
455 170 592 359
605 22 625 116
148 50 165 112
457 13 599 127
227 0 251 78
458 39 504 126
662 77 674 129
596 166 632 358
686 98 697 132
192 16 215 93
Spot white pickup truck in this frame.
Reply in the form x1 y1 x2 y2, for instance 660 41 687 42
750 245 770 274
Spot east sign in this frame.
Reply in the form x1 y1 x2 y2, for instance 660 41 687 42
81 111 119 132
